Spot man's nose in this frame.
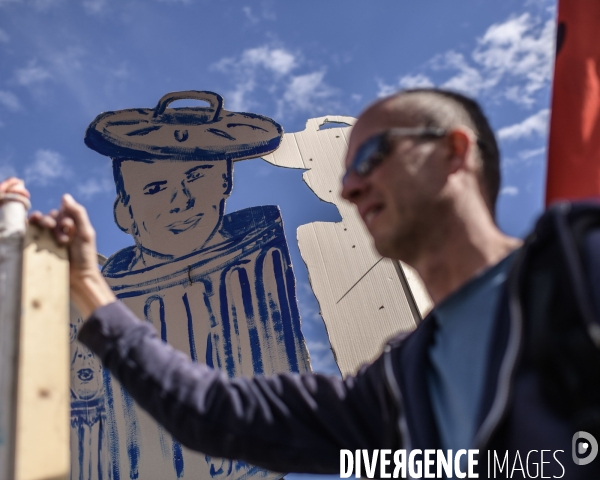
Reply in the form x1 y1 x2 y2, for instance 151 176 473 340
169 181 195 213
340 170 367 204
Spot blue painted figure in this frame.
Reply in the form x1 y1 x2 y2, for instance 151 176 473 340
69 91 311 480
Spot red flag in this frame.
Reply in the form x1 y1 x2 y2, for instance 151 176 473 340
546 0 600 205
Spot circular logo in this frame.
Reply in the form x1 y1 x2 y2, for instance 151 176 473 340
572 431 598 466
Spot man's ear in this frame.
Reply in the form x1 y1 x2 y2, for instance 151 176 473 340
222 162 233 197
114 196 134 234
447 128 474 174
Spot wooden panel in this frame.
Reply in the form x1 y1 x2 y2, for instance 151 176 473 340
264 116 433 375
0 202 26 480
13 225 70 480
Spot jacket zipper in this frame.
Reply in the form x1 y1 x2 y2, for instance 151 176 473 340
383 345 412 452
472 243 528 451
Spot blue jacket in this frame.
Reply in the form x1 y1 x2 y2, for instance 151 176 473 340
79 201 600 478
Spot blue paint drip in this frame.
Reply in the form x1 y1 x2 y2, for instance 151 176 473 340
102 368 121 480
97 415 105 480
120 387 140 479
254 249 270 342
267 293 284 355
214 333 222 370
159 306 167 343
230 302 243 367
143 295 164 327
271 250 299 372
182 292 197 361
172 441 185 478
154 295 186 478
202 280 218 328
219 266 236 378
158 426 170 459
236 267 264 375
283 251 310 371
206 334 214 368
77 423 85 480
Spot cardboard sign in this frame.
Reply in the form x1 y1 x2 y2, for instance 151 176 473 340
263 116 432 376
70 91 310 480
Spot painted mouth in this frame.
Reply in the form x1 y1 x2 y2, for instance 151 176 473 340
166 213 204 234
77 368 94 382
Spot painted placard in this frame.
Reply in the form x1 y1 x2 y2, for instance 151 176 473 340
69 91 310 480
263 117 432 376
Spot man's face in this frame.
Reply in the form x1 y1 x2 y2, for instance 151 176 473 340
70 345 103 401
341 102 452 262
119 159 231 256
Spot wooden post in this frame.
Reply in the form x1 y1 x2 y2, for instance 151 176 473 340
0 198 70 480
0 198 28 480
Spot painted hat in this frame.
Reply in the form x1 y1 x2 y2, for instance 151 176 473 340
84 91 283 161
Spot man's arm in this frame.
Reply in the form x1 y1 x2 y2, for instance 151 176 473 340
79 300 398 473
31 191 400 473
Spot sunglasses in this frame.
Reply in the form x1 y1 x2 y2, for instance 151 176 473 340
343 127 448 183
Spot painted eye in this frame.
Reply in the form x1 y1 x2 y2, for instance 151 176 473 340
187 171 205 182
144 181 167 195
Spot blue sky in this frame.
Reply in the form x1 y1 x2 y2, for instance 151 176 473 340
0 1 555 473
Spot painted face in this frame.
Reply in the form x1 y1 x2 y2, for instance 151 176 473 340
341 105 450 262
118 159 231 257
70 345 103 401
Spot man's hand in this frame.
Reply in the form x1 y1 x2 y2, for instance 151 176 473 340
30 194 116 319
0 177 31 208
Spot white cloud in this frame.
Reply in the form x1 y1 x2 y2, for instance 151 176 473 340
213 44 336 118
82 0 107 14
377 74 434 97
212 45 297 111
242 6 260 24
214 46 297 77
518 146 546 159
14 47 102 113
500 185 519 196
376 80 396 98
241 3 275 23
399 74 435 90
76 177 113 199
24 149 69 186
0 28 9 43
382 10 555 108
438 51 497 95
471 13 555 106
280 71 335 113
0 90 22 111
30 0 62 9
498 108 550 141
15 61 52 86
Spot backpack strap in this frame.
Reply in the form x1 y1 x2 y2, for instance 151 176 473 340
552 202 600 348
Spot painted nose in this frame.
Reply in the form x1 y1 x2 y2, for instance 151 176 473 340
169 181 195 213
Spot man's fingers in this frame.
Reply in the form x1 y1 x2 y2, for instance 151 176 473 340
0 177 30 198
28 211 58 230
61 194 95 239
55 216 75 244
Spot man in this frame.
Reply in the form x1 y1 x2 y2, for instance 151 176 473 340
28 88 600 478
